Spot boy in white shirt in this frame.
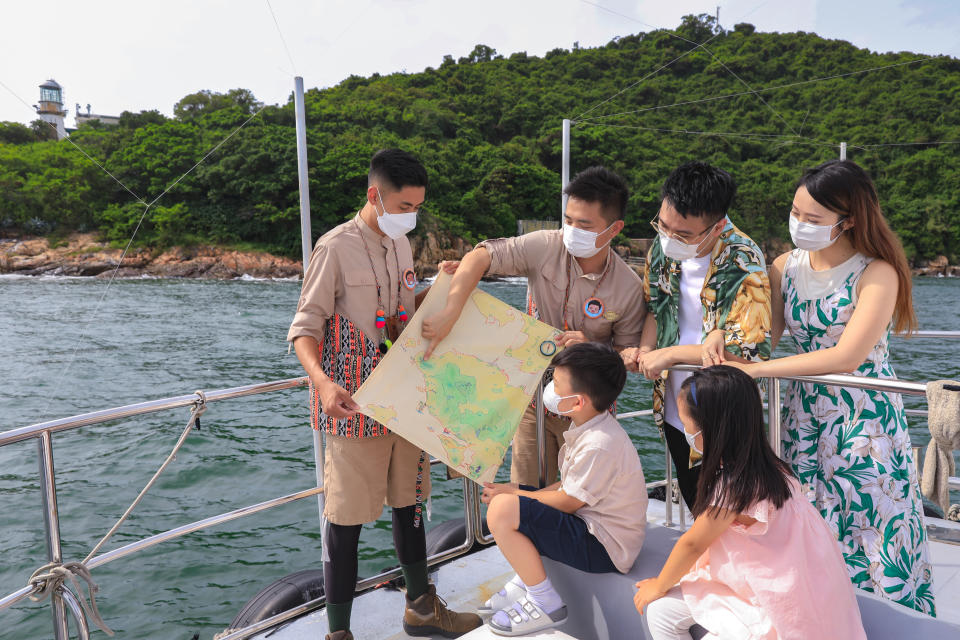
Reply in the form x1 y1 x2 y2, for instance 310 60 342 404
479 342 648 636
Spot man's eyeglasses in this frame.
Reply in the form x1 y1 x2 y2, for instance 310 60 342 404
650 215 715 245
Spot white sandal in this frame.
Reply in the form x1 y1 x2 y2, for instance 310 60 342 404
478 579 526 615
488 596 567 637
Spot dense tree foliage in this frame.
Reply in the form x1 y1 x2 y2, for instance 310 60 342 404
1 15 959 261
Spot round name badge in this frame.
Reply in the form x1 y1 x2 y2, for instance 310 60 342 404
583 297 604 319
402 268 417 290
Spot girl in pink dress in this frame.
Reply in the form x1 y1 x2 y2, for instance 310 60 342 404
634 366 866 639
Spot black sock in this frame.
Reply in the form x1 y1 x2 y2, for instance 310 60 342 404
323 521 362 633
393 505 428 599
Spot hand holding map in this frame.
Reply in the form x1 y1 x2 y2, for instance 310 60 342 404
352 272 562 483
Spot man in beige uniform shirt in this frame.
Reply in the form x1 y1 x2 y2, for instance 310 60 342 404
288 149 480 640
422 166 646 486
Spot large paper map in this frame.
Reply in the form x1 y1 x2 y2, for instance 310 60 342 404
353 272 561 483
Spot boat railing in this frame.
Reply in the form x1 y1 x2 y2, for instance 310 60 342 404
1 330 958 639
0 376 486 640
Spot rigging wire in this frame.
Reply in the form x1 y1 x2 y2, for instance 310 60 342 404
0 78 145 204
573 30 720 121
572 120 841 147
34 102 269 419
574 0 799 138
576 56 935 122
857 140 960 148
575 121 960 152
265 0 299 76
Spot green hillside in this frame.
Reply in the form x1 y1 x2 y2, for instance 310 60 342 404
2 14 959 262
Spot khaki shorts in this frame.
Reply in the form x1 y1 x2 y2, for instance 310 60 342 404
323 431 432 526
510 403 571 487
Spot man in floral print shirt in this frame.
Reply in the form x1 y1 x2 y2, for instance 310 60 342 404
630 161 771 509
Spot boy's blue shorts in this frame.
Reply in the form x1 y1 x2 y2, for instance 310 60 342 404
516 492 617 574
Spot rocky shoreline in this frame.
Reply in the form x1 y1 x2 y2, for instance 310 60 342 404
913 255 960 277
0 234 303 279
0 234 956 280
0 232 475 280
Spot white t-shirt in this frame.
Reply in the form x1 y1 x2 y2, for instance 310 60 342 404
664 253 711 430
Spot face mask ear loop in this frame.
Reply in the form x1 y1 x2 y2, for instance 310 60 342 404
833 217 848 239
696 217 723 253
375 187 386 217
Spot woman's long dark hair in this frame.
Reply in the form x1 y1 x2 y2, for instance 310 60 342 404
679 366 793 518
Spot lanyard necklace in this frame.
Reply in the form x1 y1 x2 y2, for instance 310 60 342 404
356 217 408 352
560 248 612 330
356 216 425 526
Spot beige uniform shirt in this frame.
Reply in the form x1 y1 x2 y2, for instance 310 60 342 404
559 411 648 573
477 230 645 349
287 213 417 344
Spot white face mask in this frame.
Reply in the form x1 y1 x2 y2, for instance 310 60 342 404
659 231 711 261
562 222 614 259
375 189 418 239
684 429 702 455
542 380 580 415
789 215 844 251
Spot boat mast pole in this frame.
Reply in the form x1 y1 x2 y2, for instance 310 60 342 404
561 118 571 217
294 76 325 520
537 119 572 487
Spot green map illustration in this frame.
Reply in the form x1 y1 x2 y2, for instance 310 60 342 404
353 272 562 483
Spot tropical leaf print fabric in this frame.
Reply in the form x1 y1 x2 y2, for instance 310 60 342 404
643 219 772 428
780 250 935 616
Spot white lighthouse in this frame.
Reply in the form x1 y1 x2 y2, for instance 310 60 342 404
35 79 68 140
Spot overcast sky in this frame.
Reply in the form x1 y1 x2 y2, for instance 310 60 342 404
1 0 958 126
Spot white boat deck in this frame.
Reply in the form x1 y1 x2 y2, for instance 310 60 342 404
256 500 960 640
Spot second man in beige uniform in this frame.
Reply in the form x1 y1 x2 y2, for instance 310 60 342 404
422 166 646 486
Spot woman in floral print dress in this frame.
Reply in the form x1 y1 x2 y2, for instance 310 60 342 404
707 159 935 615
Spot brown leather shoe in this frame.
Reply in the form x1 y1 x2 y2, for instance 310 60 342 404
402 585 482 638
325 631 353 640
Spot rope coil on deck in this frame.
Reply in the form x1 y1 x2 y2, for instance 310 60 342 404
21 393 209 636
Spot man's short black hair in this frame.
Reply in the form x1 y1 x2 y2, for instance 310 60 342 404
368 148 429 191
660 161 735 223
563 166 629 222
550 342 626 412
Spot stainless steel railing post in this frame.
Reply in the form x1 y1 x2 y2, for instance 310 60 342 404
663 442 674 527
472 478 495 545
535 379 547 488
312 389 325 524
38 431 69 640
767 378 782 458
60 587 90 640
462 477 477 551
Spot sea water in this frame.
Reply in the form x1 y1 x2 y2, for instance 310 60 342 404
1 275 957 639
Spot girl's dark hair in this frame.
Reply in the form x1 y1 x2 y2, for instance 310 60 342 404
550 342 626 411
798 159 916 335
679 366 792 518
